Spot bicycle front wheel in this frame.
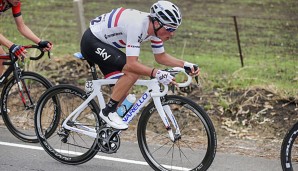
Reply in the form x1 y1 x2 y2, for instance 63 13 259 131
35 85 101 165
138 95 216 171
1 71 52 143
281 122 298 171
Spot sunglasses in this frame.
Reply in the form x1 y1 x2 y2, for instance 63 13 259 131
157 21 177 32
163 25 177 32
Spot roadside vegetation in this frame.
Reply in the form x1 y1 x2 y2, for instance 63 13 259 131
1 0 296 96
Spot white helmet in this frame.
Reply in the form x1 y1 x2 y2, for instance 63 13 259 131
150 1 182 28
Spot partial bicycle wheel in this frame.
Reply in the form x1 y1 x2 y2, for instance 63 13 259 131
1 71 52 143
137 95 216 171
35 85 101 165
281 122 298 171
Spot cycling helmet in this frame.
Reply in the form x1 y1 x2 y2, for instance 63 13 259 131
150 1 182 28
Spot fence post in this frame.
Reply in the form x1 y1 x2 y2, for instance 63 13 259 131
233 16 244 67
73 0 86 39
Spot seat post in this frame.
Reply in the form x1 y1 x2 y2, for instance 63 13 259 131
87 61 98 80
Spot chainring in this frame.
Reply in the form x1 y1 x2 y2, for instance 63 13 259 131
97 127 121 154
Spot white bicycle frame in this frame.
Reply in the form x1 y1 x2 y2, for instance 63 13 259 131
62 67 192 142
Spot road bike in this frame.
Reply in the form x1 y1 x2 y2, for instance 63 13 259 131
0 45 53 143
281 121 298 171
34 54 217 171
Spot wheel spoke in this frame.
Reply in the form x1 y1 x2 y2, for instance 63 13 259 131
35 85 101 164
138 95 216 171
2 72 51 142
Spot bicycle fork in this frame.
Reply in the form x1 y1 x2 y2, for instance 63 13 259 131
14 65 34 109
152 97 181 142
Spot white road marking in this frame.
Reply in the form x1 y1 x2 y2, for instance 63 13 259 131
0 141 189 170
0 141 148 165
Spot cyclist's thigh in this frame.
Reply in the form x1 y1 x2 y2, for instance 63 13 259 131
80 28 126 76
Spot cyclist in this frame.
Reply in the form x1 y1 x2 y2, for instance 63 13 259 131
80 0 199 129
0 0 53 75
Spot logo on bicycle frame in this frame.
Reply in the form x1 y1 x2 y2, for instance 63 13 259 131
0 76 6 83
123 92 149 122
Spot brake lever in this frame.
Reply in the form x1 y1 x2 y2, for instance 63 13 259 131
47 51 51 59
20 55 25 63
195 76 199 84
169 71 176 93
170 84 175 93
185 65 199 85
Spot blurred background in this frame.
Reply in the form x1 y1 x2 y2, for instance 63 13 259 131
0 0 297 94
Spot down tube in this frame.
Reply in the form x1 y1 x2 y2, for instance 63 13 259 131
122 91 151 124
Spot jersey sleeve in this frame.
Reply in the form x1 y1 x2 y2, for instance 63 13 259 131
150 37 165 54
125 24 142 57
12 2 21 17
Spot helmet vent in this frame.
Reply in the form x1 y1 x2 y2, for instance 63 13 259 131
158 11 169 21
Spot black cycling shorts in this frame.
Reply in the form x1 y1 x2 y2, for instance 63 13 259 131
80 28 126 78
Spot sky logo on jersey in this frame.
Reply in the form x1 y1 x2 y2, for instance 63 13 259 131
95 48 111 60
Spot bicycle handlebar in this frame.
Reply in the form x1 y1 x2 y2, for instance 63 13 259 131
2 45 50 65
23 45 51 60
151 67 194 97
171 67 193 87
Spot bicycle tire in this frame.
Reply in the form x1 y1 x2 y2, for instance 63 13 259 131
281 122 298 171
137 95 217 171
35 84 101 165
1 71 53 143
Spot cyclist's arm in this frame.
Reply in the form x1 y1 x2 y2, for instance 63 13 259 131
0 33 14 49
14 16 41 44
122 56 155 77
154 52 184 67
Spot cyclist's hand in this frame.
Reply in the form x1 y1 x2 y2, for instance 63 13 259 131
9 44 26 60
38 40 53 51
184 62 200 76
155 70 175 85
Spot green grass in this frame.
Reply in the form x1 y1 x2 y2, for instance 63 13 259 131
0 0 297 96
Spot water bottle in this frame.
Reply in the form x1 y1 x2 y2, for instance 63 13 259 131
117 94 136 117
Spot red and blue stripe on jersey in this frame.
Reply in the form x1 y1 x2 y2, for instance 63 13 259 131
151 40 163 49
108 7 127 48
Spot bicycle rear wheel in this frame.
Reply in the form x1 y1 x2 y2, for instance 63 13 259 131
137 95 216 171
281 122 298 171
1 71 52 143
35 85 101 165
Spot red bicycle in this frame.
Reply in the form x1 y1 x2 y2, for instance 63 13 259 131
0 45 53 143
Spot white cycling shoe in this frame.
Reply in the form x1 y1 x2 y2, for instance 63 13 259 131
99 111 128 130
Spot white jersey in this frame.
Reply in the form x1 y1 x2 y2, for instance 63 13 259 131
89 7 165 57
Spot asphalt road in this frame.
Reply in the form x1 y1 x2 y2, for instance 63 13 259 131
0 125 281 171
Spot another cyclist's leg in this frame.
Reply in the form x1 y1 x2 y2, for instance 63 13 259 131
81 28 128 130
1 71 52 143
35 85 101 165
281 122 298 171
0 46 6 76
138 95 216 171
0 46 5 116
